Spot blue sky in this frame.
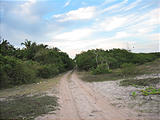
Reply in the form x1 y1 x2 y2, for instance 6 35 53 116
0 0 160 58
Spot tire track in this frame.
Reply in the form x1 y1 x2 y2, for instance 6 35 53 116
36 71 138 120
70 71 136 120
56 71 82 120
69 74 106 120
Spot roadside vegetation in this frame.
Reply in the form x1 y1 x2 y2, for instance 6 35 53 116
120 78 160 86
76 49 160 81
0 95 58 119
0 38 74 89
77 49 160 99
75 49 160 74
0 72 61 119
0 38 74 119
78 54 159 83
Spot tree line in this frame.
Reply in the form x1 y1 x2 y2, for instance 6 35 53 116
75 49 160 74
0 39 74 89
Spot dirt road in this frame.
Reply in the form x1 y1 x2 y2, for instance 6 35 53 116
36 71 137 120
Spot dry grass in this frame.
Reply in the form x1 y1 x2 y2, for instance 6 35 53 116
78 58 160 82
137 58 160 74
0 95 59 119
0 74 64 119
77 71 122 82
0 74 63 98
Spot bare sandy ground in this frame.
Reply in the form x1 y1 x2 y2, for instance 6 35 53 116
36 71 144 120
86 75 160 120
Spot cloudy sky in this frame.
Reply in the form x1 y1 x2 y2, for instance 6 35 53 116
0 0 160 58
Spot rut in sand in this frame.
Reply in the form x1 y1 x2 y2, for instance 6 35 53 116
36 71 138 120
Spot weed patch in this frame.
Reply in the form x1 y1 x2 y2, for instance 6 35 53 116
140 87 160 96
0 95 59 119
120 78 160 86
79 72 121 82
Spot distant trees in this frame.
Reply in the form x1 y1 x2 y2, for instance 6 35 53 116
21 39 32 49
0 39 15 56
0 39 74 89
75 49 160 74
76 50 96 70
120 63 136 77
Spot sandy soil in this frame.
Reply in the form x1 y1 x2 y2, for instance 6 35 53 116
36 71 143 120
86 75 160 120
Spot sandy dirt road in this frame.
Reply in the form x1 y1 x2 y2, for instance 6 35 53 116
36 71 137 120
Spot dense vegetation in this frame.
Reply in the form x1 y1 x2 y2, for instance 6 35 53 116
75 49 160 75
0 39 74 89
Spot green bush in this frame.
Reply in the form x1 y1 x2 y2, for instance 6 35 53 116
0 55 37 89
91 64 111 75
0 40 74 89
120 63 136 76
76 51 97 70
37 64 59 78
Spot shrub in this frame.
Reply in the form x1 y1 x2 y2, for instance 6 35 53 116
37 64 59 78
0 69 9 88
120 63 136 76
0 55 37 89
91 64 111 75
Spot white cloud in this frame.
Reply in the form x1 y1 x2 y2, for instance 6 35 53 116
20 0 36 14
53 6 96 22
98 16 127 31
95 40 126 50
115 32 130 38
40 6 160 57
100 0 118 6
124 8 160 34
64 0 71 7
100 0 128 13
122 0 141 11
3 0 159 58
53 28 94 41
146 33 160 41
0 23 32 47
46 36 127 58
94 7 159 34
133 42 159 53
11 0 39 24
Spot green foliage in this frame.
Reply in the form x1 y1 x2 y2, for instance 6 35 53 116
141 87 160 96
0 39 15 56
0 54 37 89
75 48 160 73
108 49 134 68
0 95 58 119
131 91 137 97
0 39 74 89
91 64 111 75
76 51 96 70
120 63 136 76
132 53 157 65
37 64 59 78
